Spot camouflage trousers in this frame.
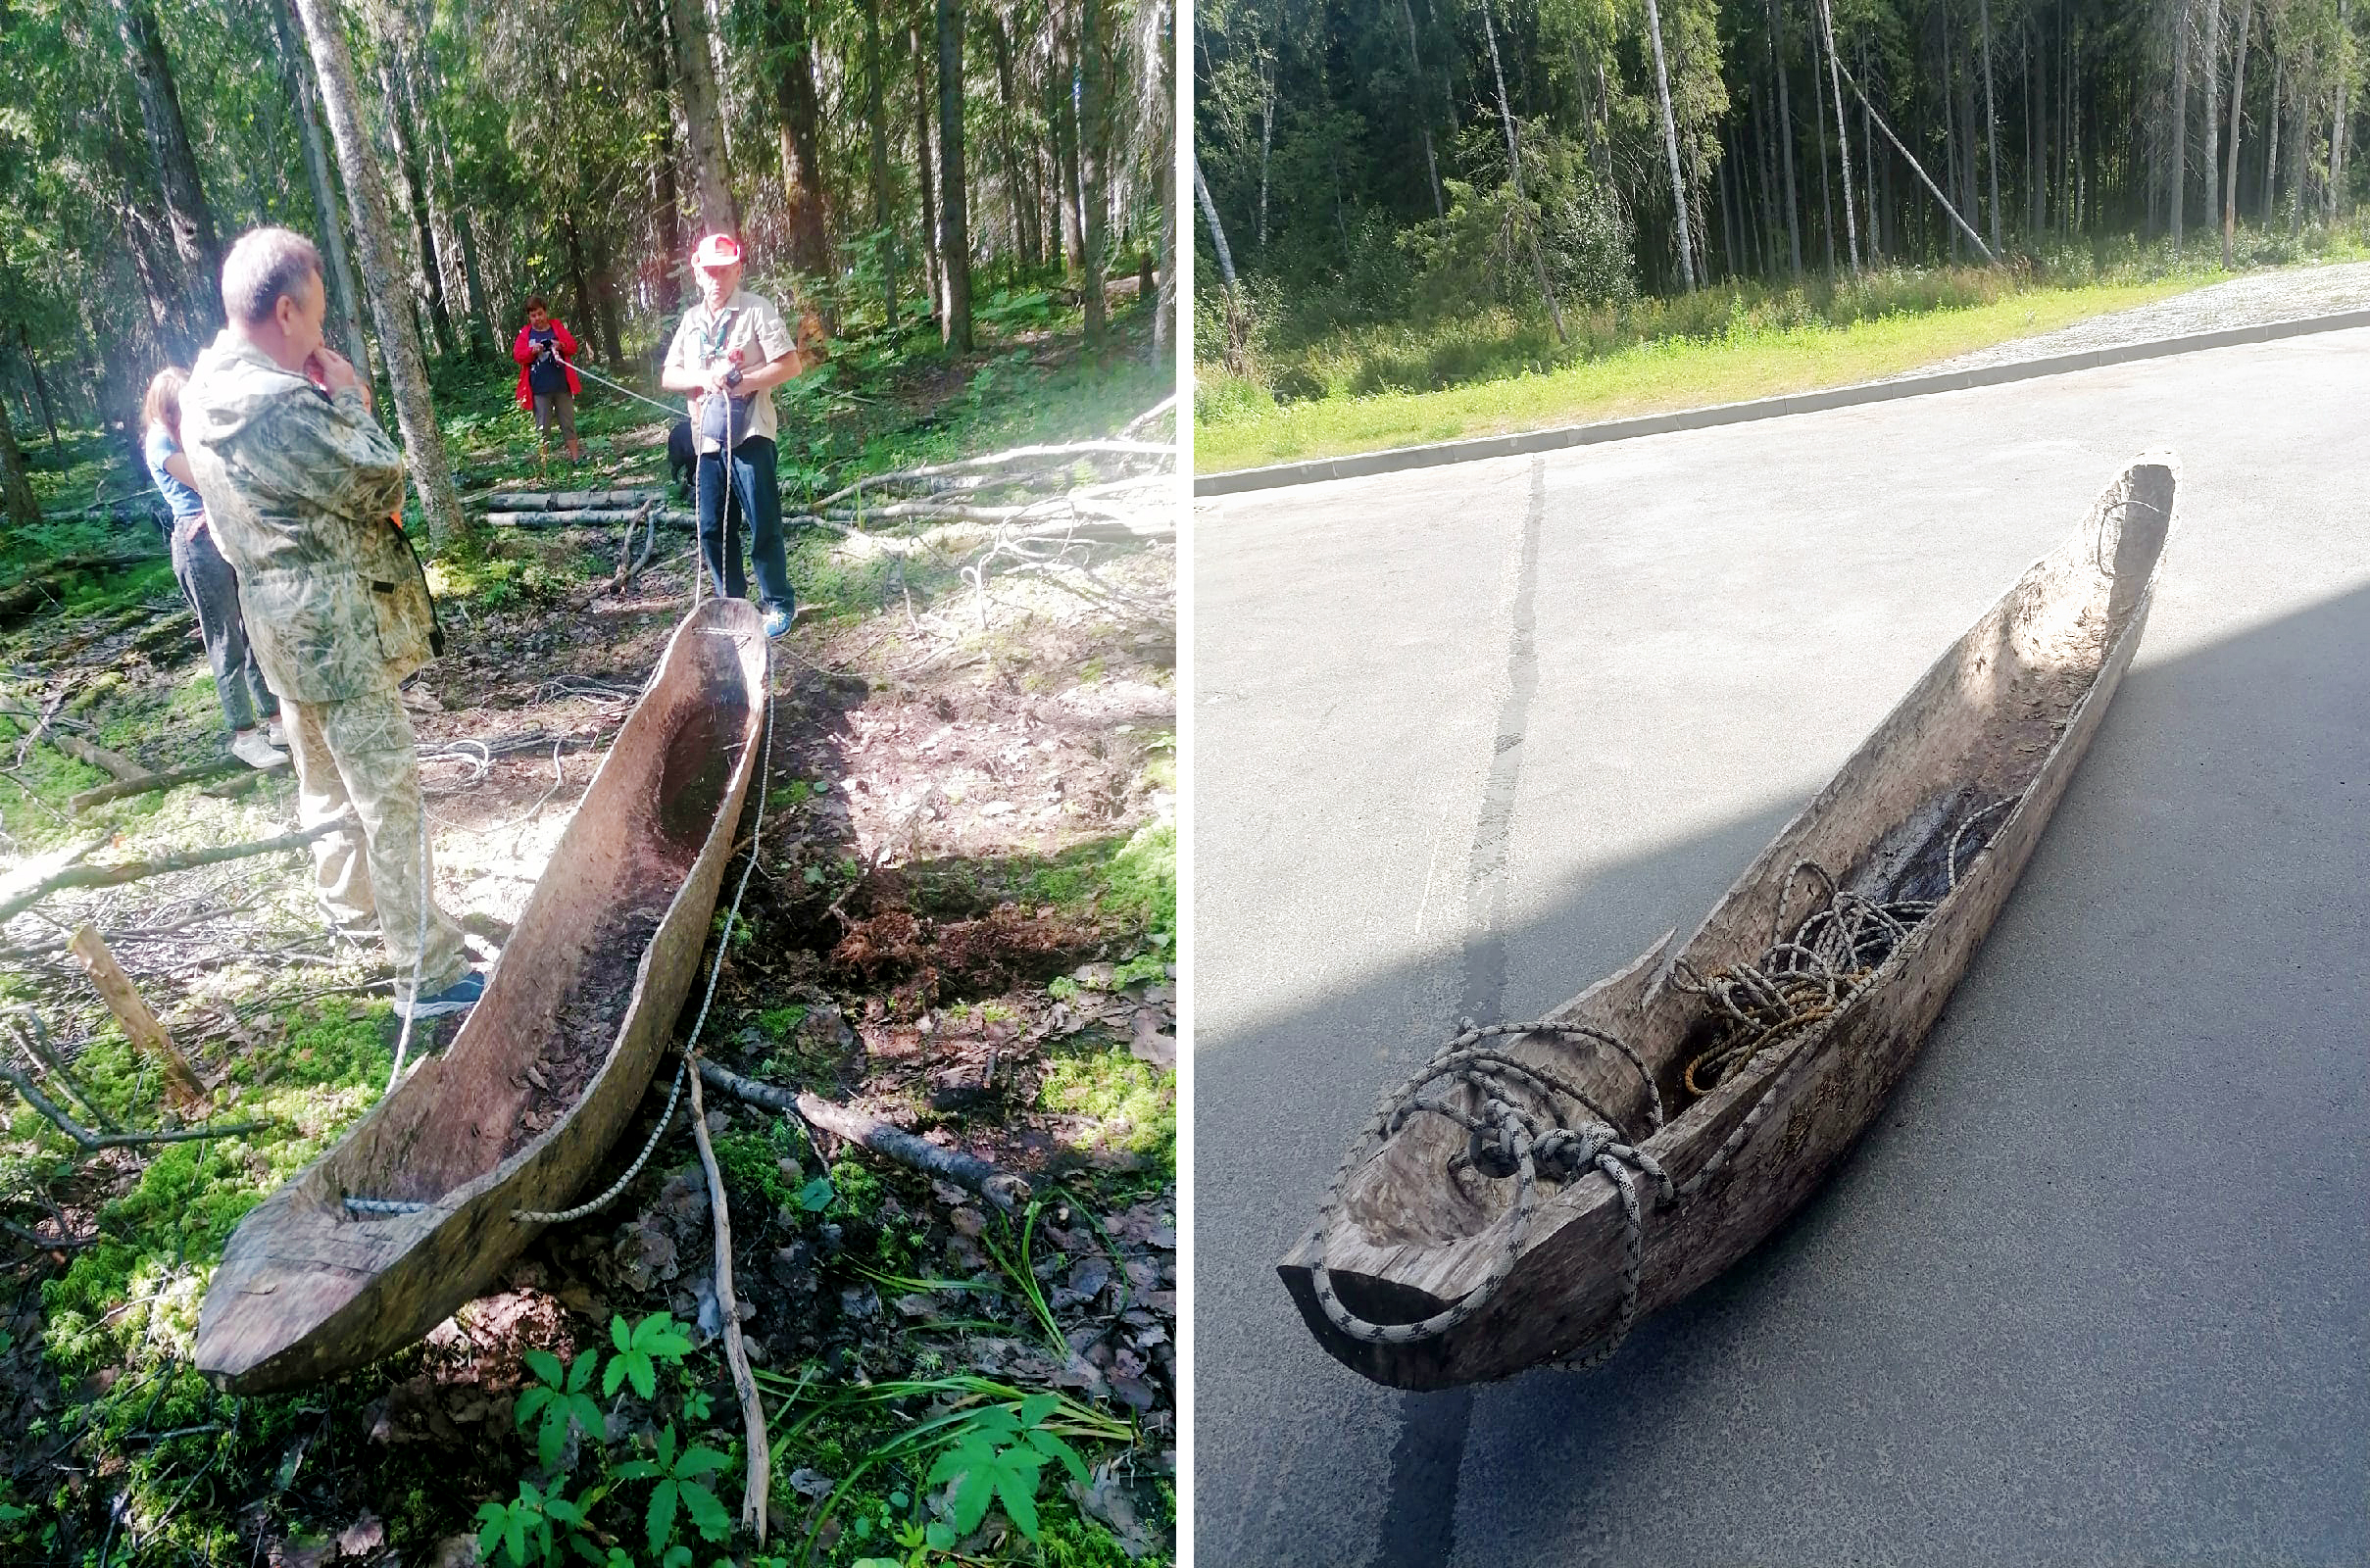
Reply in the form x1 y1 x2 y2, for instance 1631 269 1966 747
282 689 468 1004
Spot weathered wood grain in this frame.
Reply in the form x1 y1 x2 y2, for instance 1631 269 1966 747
1280 455 2178 1389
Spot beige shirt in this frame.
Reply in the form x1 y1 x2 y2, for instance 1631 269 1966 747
664 287 797 453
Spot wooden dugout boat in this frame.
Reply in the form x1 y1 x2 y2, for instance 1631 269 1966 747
195 598 768 1394
1280 454 2178 1389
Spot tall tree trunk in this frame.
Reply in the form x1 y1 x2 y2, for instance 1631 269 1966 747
1814 26 1837 270
2332 0 2349 223
2290 45 2311 233
1258 56 1274 247
668 0 737 234
2172 0 2191 248
1079 0 1110 342
1060 28 1089 272
1642 0 1699 289
2203 0 2223 227
272 0 369 372
913 20 943 318
1767 0 1804 275
1399 0 1447 219
632 0 684 276
1195 154 1253 371
1480 0 1570 330
2266 53 2281 223
1817 0 1859 270
375 42 456 360
2226 0 2250 265
0 395 35 531
563 215 598 356
1980 0 2001 252
987 13 1038 268
290 0 464 544
865 3 900 324
936 0 972 352
15 326 61 450
109 0 221 340
768 0 832 278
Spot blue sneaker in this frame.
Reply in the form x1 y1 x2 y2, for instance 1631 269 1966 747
762 605 793 638
405 971 485 1020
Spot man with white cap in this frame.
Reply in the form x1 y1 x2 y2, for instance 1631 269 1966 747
659 233 817 637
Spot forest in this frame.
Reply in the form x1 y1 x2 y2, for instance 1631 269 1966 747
0 0 1178 1564
1193 0 2366 416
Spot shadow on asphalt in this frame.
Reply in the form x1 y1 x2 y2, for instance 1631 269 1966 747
1196 584 2370 1567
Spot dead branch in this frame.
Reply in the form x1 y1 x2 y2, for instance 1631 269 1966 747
474 489 665 512
814 440 1174 511
12 688 69 769
0 1060 264 1152
0 818 344 926
70 758 245 813
1118 395 1179 440
68 925 208 1108
487 510 696 529
0 1218 95 1251
686 1062 769 1545
5 1010 123 1133
695 1059 1030 1213
50 734 147 783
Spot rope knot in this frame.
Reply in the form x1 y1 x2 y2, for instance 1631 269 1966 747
1531 1122 1616 1182
1465 1096 1525 1179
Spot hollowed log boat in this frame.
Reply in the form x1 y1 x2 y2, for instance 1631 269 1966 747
195 598 768 1393
1280 454 2178 1389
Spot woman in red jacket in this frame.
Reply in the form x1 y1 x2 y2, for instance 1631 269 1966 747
512 297 583 464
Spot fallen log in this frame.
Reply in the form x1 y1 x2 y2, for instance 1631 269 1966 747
50 734 147 783
476 489 665 512
0 818 344 926
0 1059 263 1153
72 758 245 813
695 1058 1030 1213
486 509 694 529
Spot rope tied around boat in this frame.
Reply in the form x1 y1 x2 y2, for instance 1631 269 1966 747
1309 795 2019 1371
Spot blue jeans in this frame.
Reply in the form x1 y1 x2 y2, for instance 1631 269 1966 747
170 516 277 733
695 435 794 614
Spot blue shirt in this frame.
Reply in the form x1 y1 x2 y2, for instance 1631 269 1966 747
144 422 206 520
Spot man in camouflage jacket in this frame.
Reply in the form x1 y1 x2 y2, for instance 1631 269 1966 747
181 227 476 1018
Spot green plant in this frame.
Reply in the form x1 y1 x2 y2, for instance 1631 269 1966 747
604 1312 695 1399
517 1346 606 1470
926 1395 1091 1544
614 1423 732 1556
474 1479 606 1568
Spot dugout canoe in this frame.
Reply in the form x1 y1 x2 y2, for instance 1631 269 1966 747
1279 454 2178 1389
195 598 768 1394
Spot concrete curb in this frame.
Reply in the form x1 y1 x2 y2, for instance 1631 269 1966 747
1194 304 2370 497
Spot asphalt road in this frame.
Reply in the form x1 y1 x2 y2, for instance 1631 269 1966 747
1192 327 2370 1567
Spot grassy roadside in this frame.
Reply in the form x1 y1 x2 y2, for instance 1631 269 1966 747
1194 274 2203 472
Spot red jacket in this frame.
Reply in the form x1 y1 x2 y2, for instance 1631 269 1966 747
513 320 583 407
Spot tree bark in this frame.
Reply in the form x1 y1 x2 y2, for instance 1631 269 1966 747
0 396 35 531
1078 0 1110 341
767 0 832 279
913 20 943 315
1480 0 1569 331
1767 0 1804 276
374 40 456 360
2203 0 2224 228
2225 0 2251 265
2266 54 2281 224
668 0 738 235
1817 0 1859 270
15 325 61 450
2172 0 2192 248
632 0 684 277
986 12 1039 268
1980 0 2001 253
865 4 900 324
290 0 466 546
1195 155 1251 371
1399 0 1447 219
1644 0 1700 289
2332 0 2349 224
109 0 222 341
418 41 495 360
278 0 370 378
1814 23 1837 270
936 0 973 352
2290 43 2310 234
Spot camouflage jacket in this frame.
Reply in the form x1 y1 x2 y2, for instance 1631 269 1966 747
180 331 431 703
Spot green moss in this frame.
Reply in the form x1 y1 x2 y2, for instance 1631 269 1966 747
1038 1043 1174 1166
759 1004 810 1041
713 1127 799 1210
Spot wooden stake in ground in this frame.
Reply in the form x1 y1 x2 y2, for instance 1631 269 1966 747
67 925 207 1109
685 1060 769 1544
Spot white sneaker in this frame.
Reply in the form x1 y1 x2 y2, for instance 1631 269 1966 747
230 729 290 770
268 720 287 748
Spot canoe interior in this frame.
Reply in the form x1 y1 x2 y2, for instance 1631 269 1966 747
193 600 766 1392
1316 458 2176 1302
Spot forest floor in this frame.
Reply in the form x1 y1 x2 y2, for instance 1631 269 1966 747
0 289 1177 1566
1193 225 2370 471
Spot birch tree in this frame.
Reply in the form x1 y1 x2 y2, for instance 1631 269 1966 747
291 0 464 545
